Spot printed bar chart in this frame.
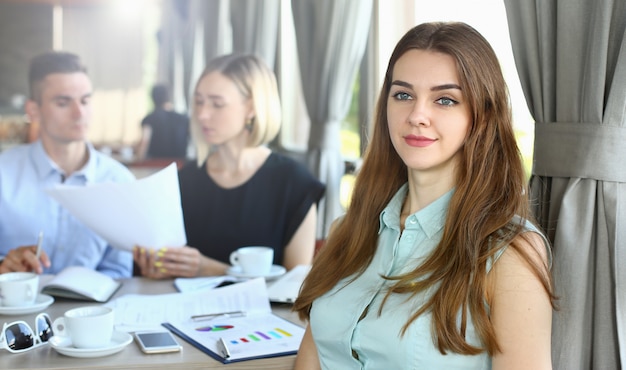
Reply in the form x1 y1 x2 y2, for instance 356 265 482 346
226 328 295 345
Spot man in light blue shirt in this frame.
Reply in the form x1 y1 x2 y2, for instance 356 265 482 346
0 51 134 278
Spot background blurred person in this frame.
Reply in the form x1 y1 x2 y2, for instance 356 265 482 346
134 54 325 278
136 83 190 160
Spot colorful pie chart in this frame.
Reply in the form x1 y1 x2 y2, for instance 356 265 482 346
195 325 234 332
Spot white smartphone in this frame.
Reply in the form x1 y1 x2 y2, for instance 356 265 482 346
134 331 182 354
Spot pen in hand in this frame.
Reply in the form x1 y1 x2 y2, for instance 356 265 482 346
35 231 43 259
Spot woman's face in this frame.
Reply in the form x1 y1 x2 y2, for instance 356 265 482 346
193 71 252 146
387 49 471 179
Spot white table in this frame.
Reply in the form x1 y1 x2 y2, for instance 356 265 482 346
0 277 302 370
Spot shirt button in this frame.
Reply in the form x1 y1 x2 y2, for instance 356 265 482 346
409 217 417 224
405 234 414 241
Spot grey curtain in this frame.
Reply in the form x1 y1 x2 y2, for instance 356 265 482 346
157 0 230 112
158 0 279 119
291 0 373 237
504 1 626 369
156 0 196 111
358 26 376 156
230 0 279 69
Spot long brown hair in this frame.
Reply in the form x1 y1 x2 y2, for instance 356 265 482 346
293 22 556 355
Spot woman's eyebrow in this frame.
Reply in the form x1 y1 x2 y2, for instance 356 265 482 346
390 80 462 91
390 80 412 89
431 83 462 91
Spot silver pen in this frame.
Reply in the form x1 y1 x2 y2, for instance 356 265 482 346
35 231 44 259
217 337 231 358
191 310 246 321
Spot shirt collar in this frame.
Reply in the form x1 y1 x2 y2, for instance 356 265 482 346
379 183 454 238
379 183 408 233
31 140 98 182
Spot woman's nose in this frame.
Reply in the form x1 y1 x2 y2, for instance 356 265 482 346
407 101 430 127
195 105 211 120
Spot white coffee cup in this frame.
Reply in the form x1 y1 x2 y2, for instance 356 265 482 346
53 306 114 349
229 246 274 276
0 272 39 307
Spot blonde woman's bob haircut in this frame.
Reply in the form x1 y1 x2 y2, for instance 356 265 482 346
191 53 282 165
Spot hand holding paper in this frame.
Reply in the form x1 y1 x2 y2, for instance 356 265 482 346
45 163 186 251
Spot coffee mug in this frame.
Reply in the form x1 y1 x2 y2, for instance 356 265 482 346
0 272 39 307
53 306 114 349
229 246 274 276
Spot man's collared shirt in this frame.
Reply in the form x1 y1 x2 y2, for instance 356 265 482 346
0 140 135 278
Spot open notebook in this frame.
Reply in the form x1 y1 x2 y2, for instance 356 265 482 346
41 266 121 303
267 265 311 303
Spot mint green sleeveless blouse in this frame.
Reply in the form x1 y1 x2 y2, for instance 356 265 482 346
309 184 548 370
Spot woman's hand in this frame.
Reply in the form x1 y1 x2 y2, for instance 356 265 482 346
134 245 202 279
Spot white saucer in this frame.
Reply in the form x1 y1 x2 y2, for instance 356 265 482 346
226 265 287 280
0 294 54 316
50 331 133 358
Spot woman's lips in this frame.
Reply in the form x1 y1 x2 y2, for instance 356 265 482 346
404 135 436 147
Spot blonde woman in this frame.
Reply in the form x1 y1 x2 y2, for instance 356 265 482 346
135 54 325 278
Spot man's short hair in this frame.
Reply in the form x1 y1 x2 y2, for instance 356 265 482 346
151 84 171 107
28 51 87 102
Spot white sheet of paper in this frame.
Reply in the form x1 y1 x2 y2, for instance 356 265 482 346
45 163 186 251
105 278 271 332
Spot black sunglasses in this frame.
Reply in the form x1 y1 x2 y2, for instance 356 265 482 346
0 313 54 353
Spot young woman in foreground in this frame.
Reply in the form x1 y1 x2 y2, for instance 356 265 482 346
294 22 556 370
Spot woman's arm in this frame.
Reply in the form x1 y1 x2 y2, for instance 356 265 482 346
135 204 318 278
282 204 317 270
294 324 321 370
490 232 553 370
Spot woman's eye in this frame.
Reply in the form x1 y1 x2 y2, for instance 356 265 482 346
435 97 457 106
392 92 412 101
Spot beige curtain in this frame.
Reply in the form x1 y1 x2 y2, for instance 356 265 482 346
504 1 626 368
62 5 146 146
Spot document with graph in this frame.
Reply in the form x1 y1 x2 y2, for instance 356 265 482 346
162 278 305 363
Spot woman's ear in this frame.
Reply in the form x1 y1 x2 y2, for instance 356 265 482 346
245 98 255 121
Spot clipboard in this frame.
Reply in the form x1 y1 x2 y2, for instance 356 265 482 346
162 313 305 363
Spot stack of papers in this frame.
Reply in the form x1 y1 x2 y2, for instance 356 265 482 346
105 278 305 363
105 278 270 332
